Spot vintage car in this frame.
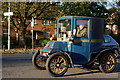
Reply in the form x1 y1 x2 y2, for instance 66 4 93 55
32 16 117 77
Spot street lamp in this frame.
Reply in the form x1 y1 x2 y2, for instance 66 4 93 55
3 3 13 51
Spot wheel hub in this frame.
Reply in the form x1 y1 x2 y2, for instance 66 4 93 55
107 62 110 65
56 63 60 68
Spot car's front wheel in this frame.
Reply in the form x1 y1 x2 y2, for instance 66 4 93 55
46 53 69 77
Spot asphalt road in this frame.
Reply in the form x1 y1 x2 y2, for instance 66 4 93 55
2 54 120 78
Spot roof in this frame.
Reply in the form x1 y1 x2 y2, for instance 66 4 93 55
57 16 104 20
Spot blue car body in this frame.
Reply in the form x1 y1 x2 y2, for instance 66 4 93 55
103 35 120 57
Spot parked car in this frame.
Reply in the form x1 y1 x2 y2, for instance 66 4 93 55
103 35 120 58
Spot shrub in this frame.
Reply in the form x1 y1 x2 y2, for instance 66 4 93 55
24 37 32 47
10 40 14 49
35 40 39 45
2 40 7 49
2 39 14 49
38 38 49 47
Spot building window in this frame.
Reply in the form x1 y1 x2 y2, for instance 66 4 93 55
42 20 52 25
3 29 8 38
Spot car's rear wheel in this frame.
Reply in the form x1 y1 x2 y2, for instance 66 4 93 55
32 51 46 70
99 52 116 73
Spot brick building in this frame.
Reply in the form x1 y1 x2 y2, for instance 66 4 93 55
27 19 56 39
2 22 16 40
2 18 56 47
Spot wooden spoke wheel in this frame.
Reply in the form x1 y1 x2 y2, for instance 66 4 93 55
46 53 68 77
32 51 46 70
99 52 116 73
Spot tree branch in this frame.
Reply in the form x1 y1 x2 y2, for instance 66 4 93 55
27 2 50 18
36 3 51 18
11 18 19 32
25 2 34 18
27 3 42 18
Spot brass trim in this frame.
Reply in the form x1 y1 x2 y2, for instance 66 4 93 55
74 39 102 43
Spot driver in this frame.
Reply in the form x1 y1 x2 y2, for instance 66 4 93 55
76 25 87 37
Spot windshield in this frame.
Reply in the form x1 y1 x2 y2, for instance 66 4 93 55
58 19 71 38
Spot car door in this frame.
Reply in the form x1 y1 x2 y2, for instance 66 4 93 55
70 19 91 65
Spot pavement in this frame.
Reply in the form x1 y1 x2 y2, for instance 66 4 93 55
2 54 120 78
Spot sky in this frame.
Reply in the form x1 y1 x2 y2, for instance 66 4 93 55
106 0 118 9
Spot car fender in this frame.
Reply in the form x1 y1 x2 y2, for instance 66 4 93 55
97 49 114 59
85 49 114 66
112 48 119 54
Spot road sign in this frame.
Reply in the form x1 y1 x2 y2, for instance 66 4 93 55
4 12 13 16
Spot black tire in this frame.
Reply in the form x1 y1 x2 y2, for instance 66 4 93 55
46 53 69 77
32 50 46 70
99 52 116 73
